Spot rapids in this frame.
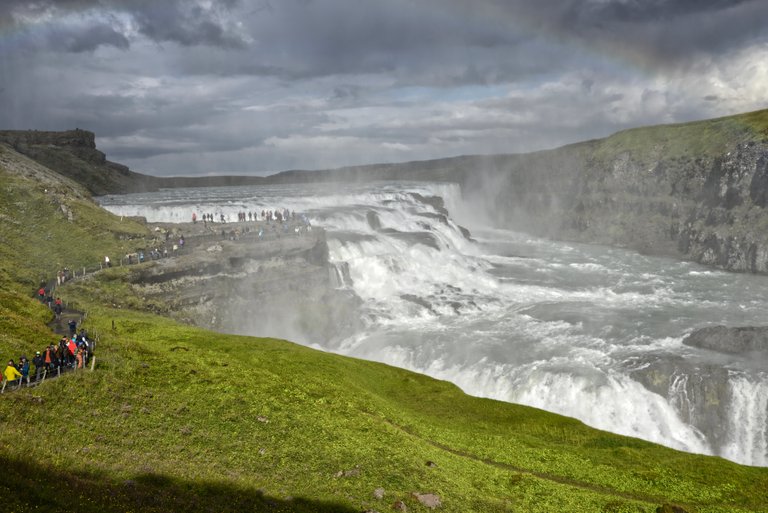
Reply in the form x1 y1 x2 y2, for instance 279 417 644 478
98 181 768 466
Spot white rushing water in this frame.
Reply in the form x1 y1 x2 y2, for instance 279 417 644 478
98 181 768 465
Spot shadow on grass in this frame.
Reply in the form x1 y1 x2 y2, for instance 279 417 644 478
0 454 359 513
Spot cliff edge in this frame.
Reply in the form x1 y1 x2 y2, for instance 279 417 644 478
457 109 768 273
0 129 162 195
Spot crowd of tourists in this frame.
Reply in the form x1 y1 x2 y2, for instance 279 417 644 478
192 208 313 242
1 320 94 392
195 208 301 224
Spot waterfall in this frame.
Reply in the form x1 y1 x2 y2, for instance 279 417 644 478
723 374 768 466
99 181 768 466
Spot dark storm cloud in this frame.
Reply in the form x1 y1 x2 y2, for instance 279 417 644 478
129 1 248 49
4 0 767 63
2 0 767 176
155 0 768 83
49 22 130 53
211 1 531 81
576 0 754 23
3 0 247 51
501 0 768 65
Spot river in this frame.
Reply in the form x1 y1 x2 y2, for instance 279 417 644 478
98 181 768 466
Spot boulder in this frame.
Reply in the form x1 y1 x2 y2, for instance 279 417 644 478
412 493 441 509
683 325 768 355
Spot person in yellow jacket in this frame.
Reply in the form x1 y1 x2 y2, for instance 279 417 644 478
4 360 22 383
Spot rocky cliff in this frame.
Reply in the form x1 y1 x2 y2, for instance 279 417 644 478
0 129 162 195
122 227 360 346
626 324 768 454
457 109 768 273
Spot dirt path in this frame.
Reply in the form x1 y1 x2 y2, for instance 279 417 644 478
47 307 85 338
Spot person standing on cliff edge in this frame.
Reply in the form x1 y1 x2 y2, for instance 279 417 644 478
192 212 197 224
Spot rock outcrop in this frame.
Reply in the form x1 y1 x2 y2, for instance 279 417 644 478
0 129 161 195
457 111 768 273
125 227 361 346
682 325 768 355
628 354 730 452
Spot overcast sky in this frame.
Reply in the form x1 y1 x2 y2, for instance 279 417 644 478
1 0 767 177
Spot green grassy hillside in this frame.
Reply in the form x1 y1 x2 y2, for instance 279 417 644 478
592 108 768 164
0 143 151 286
0 143 151 358
1 137 768 512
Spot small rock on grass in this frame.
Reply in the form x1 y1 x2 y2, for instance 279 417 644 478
373 487 385 500
334 465 361 478
412 493 441 509
392 500 407 512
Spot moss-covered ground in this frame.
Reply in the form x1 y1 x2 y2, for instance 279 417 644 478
2 133 768 512
592 108 768 166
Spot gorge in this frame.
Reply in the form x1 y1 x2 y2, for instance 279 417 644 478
7 111 768 467
99 177 768 467
4 111 768 512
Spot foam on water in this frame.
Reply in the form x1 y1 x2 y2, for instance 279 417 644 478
511 368 711 453
723 374 768 466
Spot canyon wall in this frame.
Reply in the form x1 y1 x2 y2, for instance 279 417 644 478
124 229 360 346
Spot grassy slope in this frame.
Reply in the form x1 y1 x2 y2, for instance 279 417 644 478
1 127 768 512
0 143 150 286
592 108 768 165
4 298 768 513
0 143 150 357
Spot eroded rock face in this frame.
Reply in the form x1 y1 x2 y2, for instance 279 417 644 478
675 144 768 272
0 128 97 150
463 139 768 273
682 325 768 355
127 228 362 345
590 143 768 271
629 354 730 450
0 129 161 195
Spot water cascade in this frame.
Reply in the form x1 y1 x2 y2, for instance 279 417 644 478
99 181 768 466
